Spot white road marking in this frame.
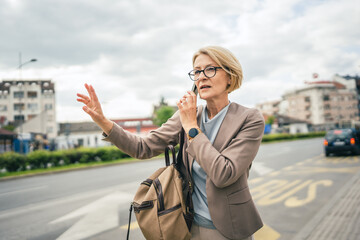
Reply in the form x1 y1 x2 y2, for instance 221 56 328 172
0 181 138 220
53 191 133 240
252 162 274 176
0 185 47 197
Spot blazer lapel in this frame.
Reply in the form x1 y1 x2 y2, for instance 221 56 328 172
212 103 240 152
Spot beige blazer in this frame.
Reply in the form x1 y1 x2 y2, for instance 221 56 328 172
104 102 265 239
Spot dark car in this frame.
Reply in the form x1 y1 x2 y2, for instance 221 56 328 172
324 128 360 156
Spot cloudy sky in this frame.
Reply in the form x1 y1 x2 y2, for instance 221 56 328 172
0 0 359 122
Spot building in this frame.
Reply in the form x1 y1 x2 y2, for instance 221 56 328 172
273 114 311 134
256 100 280 116
283 81 358 128
0 79 57 139
257 78 359 131
0 128 17 153
334 74 360 119
56 118 158 149
56 121 108 149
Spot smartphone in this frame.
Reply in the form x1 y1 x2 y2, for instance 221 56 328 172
191 83 198 95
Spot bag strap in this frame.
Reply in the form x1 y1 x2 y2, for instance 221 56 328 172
176 129 184 168
126 204 133 240
177 129 194 209
164 145 176 166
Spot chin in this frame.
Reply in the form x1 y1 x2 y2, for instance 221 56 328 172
199 94 212 101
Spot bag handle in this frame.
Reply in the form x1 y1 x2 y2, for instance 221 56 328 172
164 145 177 166
126 204 133 240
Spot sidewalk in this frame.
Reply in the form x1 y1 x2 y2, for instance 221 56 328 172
293 169 360 240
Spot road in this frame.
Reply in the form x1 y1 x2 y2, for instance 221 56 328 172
0 137 359 240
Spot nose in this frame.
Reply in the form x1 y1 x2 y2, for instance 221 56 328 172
196 70 207 81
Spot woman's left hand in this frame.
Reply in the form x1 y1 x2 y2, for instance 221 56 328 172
176 91 199 133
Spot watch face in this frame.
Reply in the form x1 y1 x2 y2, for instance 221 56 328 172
189 128 199 138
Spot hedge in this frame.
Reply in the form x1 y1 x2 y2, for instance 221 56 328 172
261 131 326 142
0 146 130 173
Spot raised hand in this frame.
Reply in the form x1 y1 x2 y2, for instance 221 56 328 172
76 83 113 134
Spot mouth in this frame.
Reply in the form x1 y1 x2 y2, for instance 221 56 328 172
200 85 211 90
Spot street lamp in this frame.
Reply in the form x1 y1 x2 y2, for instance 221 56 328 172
18 52 37 79
17 52 38 153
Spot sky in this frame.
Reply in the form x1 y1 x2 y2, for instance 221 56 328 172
0 0 359 122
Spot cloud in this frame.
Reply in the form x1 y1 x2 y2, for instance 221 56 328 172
0 0 359 123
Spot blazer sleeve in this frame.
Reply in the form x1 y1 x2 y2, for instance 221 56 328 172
102 110 182 159
187 108 265 188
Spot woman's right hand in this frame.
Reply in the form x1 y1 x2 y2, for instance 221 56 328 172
76 83 113 134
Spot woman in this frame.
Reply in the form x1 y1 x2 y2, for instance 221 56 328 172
77 46 264 240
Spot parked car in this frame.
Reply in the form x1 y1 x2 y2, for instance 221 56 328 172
324 128 360 156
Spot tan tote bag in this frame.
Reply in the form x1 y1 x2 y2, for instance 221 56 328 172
126 144 193 240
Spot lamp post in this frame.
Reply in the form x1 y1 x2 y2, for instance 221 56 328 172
17 52 37 153
18 53 37 79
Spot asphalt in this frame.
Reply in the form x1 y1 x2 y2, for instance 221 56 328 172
93 168 360 240
293 168 360 240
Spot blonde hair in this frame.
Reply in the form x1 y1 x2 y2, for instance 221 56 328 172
192 46 243 93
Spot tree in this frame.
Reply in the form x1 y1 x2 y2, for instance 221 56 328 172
266 115 275 125
3 124 15 132
153 106 176 126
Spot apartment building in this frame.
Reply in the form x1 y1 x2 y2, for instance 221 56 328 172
255 100 280 116
257 80 359 129
283 81 358 126
0 79 57 139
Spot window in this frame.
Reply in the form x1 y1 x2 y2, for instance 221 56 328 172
14 115 25 121
14 103 25 111
305 97 311 102
27 91 37 98
14 91 24 98
28 114 37 120
0 105 7 111
78 138 84 147
45 104 53 110
27 103 38 111
323 95 330 101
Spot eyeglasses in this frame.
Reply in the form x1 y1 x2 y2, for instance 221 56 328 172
188 66 222 81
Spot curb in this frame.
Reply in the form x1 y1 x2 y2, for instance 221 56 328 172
292 168 360 240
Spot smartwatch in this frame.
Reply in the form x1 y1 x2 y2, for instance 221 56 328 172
188 128 202 140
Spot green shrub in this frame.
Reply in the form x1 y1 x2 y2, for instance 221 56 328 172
262 131 326 142
0 146 130 173
63 149 82 164
27 150 51 169
49 150 69 166
76 148 95 163
0 152 26 172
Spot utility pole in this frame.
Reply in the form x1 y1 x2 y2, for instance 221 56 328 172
17 52 37 153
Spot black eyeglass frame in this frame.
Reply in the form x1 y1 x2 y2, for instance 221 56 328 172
188 66 223 81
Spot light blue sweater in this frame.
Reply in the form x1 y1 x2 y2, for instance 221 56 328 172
192 103 230 229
